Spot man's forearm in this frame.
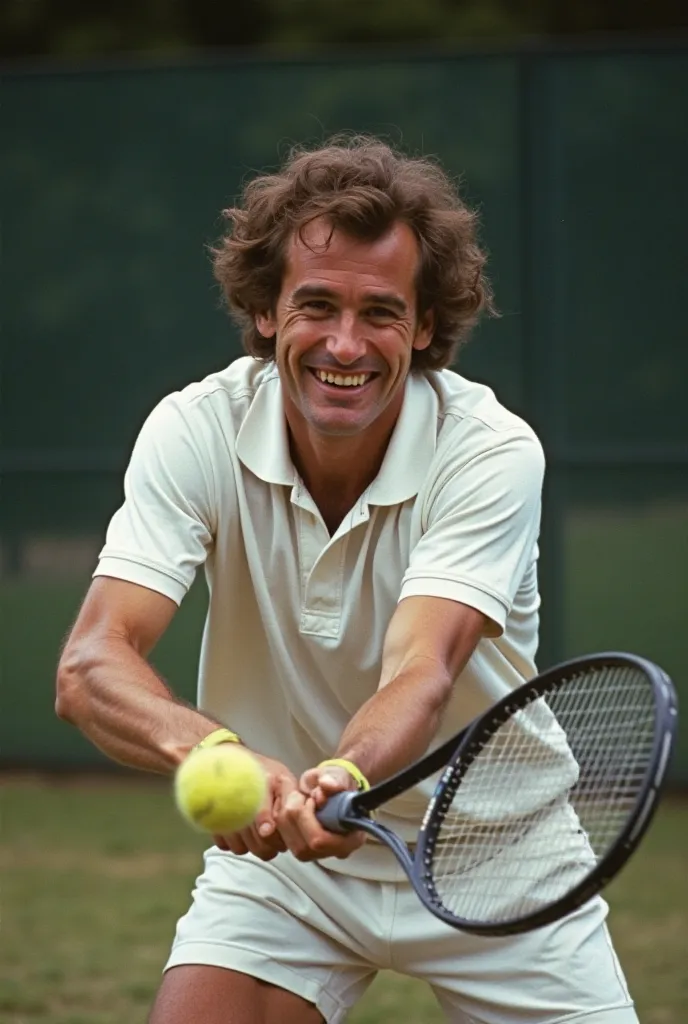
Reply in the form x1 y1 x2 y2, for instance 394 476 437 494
333 667 453 784
56 637 221 774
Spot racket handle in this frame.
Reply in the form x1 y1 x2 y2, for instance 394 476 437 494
316 790 359 834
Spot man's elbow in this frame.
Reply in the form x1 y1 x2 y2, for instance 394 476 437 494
55 645 90 724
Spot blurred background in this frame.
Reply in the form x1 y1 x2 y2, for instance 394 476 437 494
2 2 687 1022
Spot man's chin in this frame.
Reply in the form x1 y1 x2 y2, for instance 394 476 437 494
307 417 372 438
304 407 378 437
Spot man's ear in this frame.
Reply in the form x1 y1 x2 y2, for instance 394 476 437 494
412 309 435 352
255 312 277 339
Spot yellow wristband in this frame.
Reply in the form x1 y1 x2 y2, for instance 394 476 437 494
194 728 242 750
317 758 370 792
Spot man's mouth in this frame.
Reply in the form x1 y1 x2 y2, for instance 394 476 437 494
310 369 375 389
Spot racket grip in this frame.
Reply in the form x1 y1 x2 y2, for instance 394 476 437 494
316 790 359 834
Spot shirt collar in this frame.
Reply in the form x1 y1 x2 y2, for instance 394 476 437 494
365 372 439 505
236 365 295 486
236 366 439 502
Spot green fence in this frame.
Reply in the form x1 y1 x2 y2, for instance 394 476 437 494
2 46 687 779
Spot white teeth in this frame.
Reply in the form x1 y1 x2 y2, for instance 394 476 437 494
316 370 370 387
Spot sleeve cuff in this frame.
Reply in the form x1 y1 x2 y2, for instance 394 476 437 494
398 576 506 637
93 556 189 606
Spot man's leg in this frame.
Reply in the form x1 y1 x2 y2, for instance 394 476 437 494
392 889 637 1024
153 849 381 1024
149 965 324 1024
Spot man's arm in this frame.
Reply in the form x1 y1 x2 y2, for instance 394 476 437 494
56 575 359 861
278 595 488 860
329 594 487 783
55 576 223 773
301 595 487 792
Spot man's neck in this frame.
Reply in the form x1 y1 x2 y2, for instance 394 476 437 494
286 417 397 534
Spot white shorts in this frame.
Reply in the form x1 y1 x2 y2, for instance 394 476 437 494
165 847 637 1024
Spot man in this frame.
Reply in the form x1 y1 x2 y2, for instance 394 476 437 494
56 136 637 1023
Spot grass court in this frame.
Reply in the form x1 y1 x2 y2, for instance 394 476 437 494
1 776 687 1023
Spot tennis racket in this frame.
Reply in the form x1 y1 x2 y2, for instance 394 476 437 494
317 652 677 936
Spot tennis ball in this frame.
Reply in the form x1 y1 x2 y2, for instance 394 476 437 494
174 744 267 834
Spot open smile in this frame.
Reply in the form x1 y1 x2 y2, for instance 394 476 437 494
308 368 377 391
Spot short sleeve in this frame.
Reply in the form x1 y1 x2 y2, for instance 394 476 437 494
399 432 545 634
93 396 217 604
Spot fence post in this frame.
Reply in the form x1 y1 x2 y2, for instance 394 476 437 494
517 51 566 670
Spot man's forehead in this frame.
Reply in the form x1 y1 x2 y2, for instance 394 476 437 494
284 219 420 278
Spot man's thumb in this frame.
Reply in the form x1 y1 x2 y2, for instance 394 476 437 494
319 768 352 792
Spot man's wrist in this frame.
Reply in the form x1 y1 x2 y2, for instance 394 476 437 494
161 726 243 770
193 727 242 750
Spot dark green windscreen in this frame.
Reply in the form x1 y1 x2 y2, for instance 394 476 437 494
2 50 686 777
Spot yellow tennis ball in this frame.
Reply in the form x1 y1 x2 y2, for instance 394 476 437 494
174 744 267 834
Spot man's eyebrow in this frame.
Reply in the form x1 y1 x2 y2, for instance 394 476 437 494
364 292 408 315
291 285 338 303
291 284 408 314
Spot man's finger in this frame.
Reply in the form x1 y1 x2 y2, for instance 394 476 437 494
253 769 293 837
253 811 276 838
221 833 250 856
242 826 287 860
299 767 321 795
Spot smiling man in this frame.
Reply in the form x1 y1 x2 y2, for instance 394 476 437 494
260 218 435 532
56 136 638 1024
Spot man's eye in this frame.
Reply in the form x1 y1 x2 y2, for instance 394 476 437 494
304 300 331 312
368 307 396 319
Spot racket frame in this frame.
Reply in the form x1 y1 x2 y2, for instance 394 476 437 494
318 652 678 936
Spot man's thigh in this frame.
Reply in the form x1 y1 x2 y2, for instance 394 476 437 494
393 893 638 1024
149 965 324 1024
161 849 381 1024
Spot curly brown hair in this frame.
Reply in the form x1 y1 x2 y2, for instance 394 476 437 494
211 135 495 371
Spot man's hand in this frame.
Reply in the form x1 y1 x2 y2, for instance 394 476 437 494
272 764 366 862
214 758 365 862
213 754 297 861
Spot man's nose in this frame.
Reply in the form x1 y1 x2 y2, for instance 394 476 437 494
325 314 366 365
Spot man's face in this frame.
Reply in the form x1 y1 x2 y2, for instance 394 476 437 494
255 218 433 439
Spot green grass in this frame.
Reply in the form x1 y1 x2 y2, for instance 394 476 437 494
1 777 687 1023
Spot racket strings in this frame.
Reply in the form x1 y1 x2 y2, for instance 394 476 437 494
428 666 657 925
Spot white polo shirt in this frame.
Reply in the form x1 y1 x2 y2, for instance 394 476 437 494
95 356 545 880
